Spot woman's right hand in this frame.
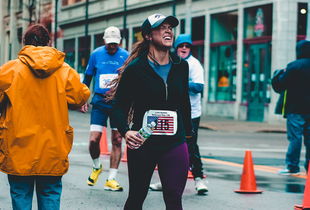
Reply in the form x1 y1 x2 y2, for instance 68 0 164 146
125 130 145 149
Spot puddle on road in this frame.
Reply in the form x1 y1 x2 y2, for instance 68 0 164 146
260 183 304 193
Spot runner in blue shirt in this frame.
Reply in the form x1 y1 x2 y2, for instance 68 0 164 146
80 26 129 191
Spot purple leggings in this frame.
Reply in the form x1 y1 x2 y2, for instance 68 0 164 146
124 142 189 210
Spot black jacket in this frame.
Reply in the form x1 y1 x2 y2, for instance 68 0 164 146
112 52 192 151
271 40 310 115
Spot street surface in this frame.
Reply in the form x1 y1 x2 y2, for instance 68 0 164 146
0 111 306 210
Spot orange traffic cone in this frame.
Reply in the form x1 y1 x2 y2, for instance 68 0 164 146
187 170 194 179
294 162 310 210
234 150 263 193
121 146 128 162
100 127 110 155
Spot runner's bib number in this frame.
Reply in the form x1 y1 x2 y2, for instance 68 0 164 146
99 74 118 89
142 110 177 136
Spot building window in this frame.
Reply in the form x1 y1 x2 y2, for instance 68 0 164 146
244 4 272 39
297 3 307 40
132 27 143 44
64 39 76 69
78 36 90 73
208 11 238 102
62 0 84 6
94 33 104 49
191 16 205 64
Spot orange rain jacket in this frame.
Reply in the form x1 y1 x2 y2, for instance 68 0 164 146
0 46 90 176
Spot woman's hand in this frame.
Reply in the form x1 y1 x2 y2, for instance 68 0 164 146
125 130 145 149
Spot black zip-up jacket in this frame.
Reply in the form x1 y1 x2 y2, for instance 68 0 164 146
112 52 192 151
272 40 310 115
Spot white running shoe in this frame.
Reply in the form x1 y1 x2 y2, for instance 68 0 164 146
195 177 208 195
149 182 162 191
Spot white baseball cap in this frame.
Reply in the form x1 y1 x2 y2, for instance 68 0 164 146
103 26 121 44
141 14 179 36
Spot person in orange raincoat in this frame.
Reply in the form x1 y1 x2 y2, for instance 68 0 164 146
0 24 90 210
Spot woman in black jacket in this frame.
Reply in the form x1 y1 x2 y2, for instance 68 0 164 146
109 14 192 210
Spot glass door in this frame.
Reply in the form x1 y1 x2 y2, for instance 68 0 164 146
245 43 271 121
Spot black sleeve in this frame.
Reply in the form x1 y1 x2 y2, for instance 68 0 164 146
83 74 93 88
271 69 285 93
112 66 134 137
272 62 299 93
180 61 193 137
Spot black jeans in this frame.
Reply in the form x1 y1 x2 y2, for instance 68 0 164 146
187 117 204 178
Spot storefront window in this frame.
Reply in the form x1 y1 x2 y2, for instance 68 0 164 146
191 16 205 64
209 45 237 102
132 27 143 45
78 36 90 73
94 33 104 49
209 11 238 102
244 4 272 39
63 38 75 69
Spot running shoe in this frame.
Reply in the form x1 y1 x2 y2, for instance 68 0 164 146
104 179 123 191
149 182 162 191
87 165 103 186
278 168 300 175
195 177 208 195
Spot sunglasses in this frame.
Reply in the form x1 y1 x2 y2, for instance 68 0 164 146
178 44 191 49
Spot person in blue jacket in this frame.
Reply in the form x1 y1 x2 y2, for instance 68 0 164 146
80 26 129 190
272 40 310 175
109 14 192 209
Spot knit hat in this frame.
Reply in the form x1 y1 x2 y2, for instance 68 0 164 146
174 34 192 49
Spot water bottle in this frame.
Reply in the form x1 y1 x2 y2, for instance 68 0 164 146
137 121 157 140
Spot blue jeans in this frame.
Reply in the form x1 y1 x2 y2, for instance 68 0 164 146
8 175 62 210
286 113 310 172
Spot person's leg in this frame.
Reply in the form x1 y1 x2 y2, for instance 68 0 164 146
303 114 310 172
87 99 108 186
109 129 122 170
187 117 204 178
285 113 304 173
124 147 157 210
8 175 35 210
35 176 62 210
104 112 123 191
158 143 189 210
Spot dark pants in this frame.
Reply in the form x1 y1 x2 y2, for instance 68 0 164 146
286 113 310 172
8 175 62 210
187 117 204 178
124 143 189 210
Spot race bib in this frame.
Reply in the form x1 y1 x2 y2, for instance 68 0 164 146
142 110 177 136
99 74 118 89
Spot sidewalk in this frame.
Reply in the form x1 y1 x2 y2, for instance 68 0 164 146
199 116 286 133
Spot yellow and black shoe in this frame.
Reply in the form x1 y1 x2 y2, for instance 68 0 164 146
87 165 103 186
104 179 123 191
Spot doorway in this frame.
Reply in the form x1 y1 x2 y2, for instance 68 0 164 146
244 43 271 122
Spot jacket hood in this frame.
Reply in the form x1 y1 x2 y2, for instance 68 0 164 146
296 40 310 59
18 45 65 78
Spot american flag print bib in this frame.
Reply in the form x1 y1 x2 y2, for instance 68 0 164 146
142 110 177 135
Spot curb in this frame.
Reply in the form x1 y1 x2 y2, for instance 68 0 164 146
199 124 286 133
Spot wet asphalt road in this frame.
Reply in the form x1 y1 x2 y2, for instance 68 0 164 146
0 111 306 210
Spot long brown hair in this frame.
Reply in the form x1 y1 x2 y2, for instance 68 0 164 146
104 39 149 123
105 39 149 101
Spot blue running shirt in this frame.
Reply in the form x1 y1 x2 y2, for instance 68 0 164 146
85 46 129 95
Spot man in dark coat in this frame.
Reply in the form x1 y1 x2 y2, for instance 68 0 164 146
272 40 310 175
